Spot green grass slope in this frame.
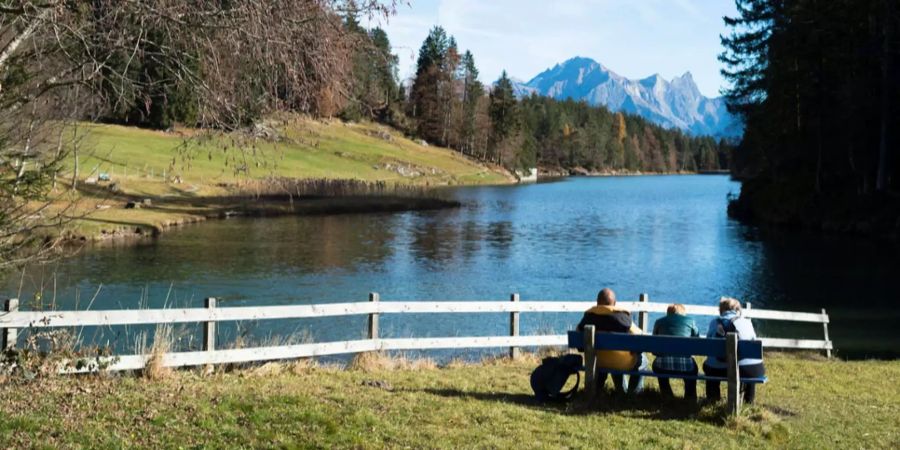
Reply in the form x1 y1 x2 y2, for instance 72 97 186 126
72 117 509 187
47 117 510 240
1 354 897 448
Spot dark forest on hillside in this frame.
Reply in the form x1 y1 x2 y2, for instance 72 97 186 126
722 0 900 233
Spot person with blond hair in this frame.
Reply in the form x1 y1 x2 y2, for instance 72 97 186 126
651 303 700 399
576 288 649 394
702 297 766 403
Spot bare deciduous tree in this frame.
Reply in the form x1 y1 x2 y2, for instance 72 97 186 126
0 0 396 270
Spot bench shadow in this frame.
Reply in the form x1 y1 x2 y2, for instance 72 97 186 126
418 387 728 423
421 388 549 408
569 390 716 422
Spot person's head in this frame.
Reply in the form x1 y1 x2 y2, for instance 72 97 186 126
596 288 616 306
667 303 687 315
719 297 742 315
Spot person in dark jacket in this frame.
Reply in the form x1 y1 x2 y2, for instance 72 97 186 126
651 304 700 399
576 288 648 394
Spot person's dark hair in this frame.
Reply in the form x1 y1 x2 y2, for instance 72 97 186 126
596 288 616 306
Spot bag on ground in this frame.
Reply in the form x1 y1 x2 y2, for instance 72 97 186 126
530 354 582 402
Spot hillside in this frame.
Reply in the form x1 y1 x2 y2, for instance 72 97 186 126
47 117 511 241
0 354 897 448
74 117 509 186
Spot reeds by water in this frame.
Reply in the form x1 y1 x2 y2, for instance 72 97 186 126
237 177 446 200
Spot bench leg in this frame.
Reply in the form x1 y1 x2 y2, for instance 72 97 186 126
583 325 596 398
726 332 741 415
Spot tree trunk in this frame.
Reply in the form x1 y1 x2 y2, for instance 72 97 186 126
876 0 895 192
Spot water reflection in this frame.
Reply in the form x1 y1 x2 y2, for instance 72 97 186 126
4 176 899 358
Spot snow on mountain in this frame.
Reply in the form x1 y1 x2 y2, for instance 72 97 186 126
512 57 742 138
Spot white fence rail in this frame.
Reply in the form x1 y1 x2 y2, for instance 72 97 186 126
0 294 833 372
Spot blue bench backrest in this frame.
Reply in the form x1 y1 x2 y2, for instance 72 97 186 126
567 331 763 360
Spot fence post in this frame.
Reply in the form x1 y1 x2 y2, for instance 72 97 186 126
2 298 19 350
583 324 596 398
726 332 741 415
202 298 216 352
638 293 649 333
509 293 520 359
821 308 832 358
368 292 379 341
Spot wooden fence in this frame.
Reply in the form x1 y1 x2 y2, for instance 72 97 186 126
0 293 833 373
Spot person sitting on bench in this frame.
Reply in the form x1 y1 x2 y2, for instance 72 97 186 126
576 288 649 394
702 297 766 403
651 303 700 399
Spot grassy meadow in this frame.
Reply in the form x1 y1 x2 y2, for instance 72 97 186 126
43 117 510 241
0 353 897 449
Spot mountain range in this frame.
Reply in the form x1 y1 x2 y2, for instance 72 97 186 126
509 56 742 138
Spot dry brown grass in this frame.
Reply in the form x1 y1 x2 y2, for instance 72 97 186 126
441 349 561 369
289 358 318 374
348 351 437 372
236 358 332 377
140 325 174 380
725 405 790 443
242 362 287 377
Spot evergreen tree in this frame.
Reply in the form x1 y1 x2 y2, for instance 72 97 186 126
458 50 483 156
489 70 518 163
723 0 900 230
440 37 461 146
410 26 450 144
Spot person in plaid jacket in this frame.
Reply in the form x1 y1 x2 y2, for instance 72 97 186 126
651 304 700 399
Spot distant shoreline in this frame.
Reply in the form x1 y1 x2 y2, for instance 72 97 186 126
537 167 731 178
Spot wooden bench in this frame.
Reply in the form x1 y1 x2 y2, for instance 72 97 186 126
568 325 768 414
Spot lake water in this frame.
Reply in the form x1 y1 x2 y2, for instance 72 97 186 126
5 175 899 359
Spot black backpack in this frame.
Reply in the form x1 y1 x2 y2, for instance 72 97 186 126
714 316 739 338
530 354 582 402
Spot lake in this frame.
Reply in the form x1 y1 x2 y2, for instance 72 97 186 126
5 175 899 359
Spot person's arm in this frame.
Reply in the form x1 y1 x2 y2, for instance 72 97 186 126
628 322 643 335
690 321 700 337
576 314 587 332
652 321 660 336
743 319 758 340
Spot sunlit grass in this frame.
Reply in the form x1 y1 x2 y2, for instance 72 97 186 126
68 117 508 186
0 353 896 448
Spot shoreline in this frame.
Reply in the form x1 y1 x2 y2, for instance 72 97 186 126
59 170 735 249
58 194 462 248
537 167 730 178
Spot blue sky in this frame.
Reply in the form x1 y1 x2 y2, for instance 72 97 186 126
366 0 738 98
